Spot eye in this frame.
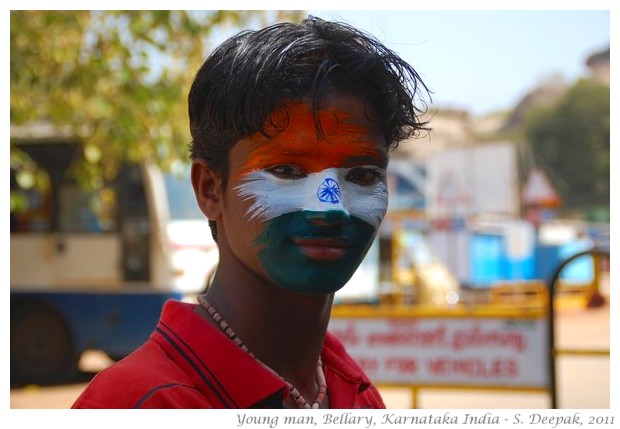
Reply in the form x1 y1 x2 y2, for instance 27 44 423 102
346 167 383 186
265 164 307 180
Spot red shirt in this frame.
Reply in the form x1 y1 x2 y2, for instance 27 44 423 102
72 300 385 409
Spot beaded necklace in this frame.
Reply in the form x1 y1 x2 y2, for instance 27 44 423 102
197 295 328 409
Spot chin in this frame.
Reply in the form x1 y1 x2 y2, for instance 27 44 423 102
275 269 355 295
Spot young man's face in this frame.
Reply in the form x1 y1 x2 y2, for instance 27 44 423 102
222 94 388 295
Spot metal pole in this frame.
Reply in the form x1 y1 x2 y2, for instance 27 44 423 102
545 246 609 409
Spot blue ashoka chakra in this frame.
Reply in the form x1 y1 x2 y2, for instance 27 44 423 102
317 178 341 204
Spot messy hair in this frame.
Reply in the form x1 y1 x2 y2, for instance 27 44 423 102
189 15 430 171
188 16 431 238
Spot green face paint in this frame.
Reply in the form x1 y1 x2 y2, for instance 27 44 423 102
252 211 377 295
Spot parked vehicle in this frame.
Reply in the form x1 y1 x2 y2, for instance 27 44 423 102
10 138 218 384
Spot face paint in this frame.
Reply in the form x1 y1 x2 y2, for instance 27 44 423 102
253 213 378 294
233 103 387 179
235 167 388 228
230 99 387 294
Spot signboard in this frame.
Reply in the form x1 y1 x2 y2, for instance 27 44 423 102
329 315 549 389
521 167 561 208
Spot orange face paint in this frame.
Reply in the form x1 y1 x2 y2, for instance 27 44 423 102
233 102 386 180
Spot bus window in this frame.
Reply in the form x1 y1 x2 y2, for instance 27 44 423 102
117 164 150 282
11 141 120 234
10 170 51 233
57 182 118 233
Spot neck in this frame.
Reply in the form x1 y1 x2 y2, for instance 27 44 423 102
202 263 334 394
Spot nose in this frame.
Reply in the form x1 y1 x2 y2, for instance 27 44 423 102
304 209 351 226
306 176 351 225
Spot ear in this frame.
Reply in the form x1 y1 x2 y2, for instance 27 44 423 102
191 159 224 221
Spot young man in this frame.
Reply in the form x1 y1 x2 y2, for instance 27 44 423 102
73 16 429 409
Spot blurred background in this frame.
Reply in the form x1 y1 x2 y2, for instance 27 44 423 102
9 9 611 409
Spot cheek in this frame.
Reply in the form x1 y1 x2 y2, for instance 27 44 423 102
339 180 388 228
234 170 313 222
222 187 266 255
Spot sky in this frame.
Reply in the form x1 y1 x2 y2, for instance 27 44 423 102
3 7 612 119
310 10 610 116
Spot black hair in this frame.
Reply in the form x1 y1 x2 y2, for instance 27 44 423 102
188 16 431 238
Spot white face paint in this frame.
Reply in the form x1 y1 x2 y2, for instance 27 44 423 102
234 166 388 228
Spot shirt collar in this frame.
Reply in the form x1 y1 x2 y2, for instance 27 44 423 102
322 331 372 388
154 300 287 408
321 331 373 408
154 300 373 409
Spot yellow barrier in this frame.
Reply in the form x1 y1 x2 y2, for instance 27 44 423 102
331 293 608 408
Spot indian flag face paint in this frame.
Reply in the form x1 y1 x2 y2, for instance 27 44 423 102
231 100 388 294
235 167 387 228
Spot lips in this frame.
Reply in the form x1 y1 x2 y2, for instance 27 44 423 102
293 237 351 261
254 212 376 294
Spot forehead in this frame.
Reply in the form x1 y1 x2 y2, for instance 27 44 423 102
232 99 387 177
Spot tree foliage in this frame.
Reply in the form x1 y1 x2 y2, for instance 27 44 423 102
10 10 305 187
523 78 610 215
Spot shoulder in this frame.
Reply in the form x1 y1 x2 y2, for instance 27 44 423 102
72 338 212 408
322 332 385 409
322 331 366 375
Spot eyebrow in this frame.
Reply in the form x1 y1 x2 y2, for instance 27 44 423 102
254 145 386 169
347 153 388 168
